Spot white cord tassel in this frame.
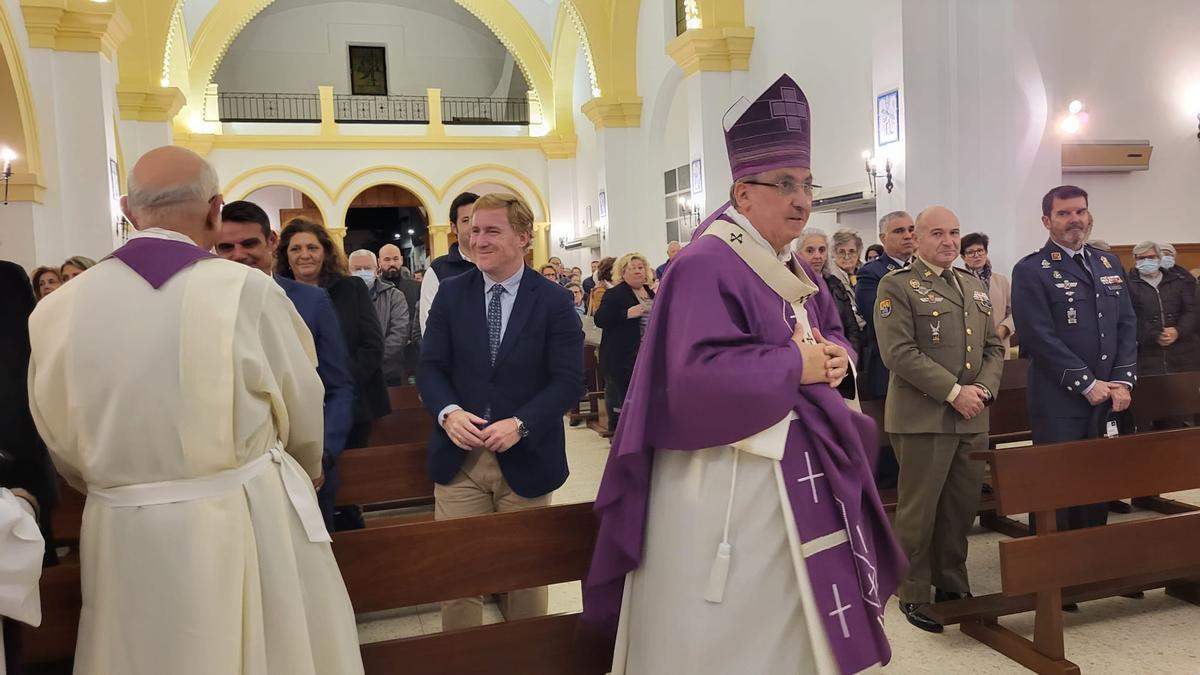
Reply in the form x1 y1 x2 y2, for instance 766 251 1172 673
705 449 739 604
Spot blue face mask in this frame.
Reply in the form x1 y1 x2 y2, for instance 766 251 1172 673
1161 255 1176 269
352 270 376 285
1135 258 1160 275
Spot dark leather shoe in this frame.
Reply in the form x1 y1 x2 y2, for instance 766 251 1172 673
1062 603 1079 612
899 601 944 633
1108 500 1133 514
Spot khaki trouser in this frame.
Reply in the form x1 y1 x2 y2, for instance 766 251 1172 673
434 449 551 631
891 432 987 604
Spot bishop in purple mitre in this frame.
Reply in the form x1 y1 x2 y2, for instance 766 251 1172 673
582 75 907 674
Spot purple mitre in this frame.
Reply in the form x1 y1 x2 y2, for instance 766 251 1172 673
723 73 811 180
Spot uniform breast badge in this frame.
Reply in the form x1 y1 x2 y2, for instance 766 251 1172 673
1053 270 1063 279
930 321 942 344
1102 257 1112 269
909 279 921 289
1067 307 1078 324
1041 259 1051 269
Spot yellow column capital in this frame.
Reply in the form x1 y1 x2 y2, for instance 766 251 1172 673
1 172 47 203
117 87 186 122
20 0 131 59
580 96 644 129
666 26 755 76
326 225 348 253
428 223 452 259
539 135 577 160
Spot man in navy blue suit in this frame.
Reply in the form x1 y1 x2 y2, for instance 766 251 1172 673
217 201 355 530
1012 185 1137 535
418 193 583 631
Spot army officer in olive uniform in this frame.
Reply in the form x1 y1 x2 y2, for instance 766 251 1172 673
875 206 1005 634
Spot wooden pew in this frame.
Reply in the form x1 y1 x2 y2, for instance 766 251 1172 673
924 427 1200 673
369 385 435 447
25 503 611 675
337 502 609 674
335 441 433 513
569 345 602 427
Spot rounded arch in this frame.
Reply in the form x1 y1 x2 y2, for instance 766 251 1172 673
439 164 548 222
187 0 557 131
333 167 438 226
0 0 43 186
549 7 579 138
236 182 331 229
646 67 686 163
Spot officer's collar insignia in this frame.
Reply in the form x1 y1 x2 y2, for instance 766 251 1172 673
1051 251 1063 261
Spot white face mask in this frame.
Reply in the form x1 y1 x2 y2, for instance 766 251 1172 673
352 270 376 285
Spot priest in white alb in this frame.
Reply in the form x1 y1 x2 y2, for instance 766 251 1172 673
27 146 364 675
583 75 906 674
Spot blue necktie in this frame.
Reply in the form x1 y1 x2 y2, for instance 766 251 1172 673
488 284 505 364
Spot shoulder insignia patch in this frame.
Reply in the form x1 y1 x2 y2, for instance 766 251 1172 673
879 298 892 318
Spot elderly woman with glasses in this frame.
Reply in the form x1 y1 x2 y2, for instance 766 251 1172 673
796 227 865 364
960 232 1015 352
1128 240 1199 375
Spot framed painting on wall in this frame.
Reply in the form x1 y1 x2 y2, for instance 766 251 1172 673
877 89 900 146
349 45 388 96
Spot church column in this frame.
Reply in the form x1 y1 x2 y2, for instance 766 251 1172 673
20 0 130 263
667 22 755 221
543 153 578 262
532 221 550 267
581 98 659 259
871 0 1062 273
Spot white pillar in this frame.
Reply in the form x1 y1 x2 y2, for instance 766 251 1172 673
871 0 1062 274
118 120 173 167
685 71 735 217
0 202 39 270
26 48 123 264
545 157 578 262
596 127 660 259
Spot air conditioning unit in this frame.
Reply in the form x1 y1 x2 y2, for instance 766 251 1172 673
563 233 601 250
811 183 876 213
1062 140 1152 173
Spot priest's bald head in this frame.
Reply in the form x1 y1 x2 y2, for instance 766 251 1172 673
121 146 223 251
724 74 816 253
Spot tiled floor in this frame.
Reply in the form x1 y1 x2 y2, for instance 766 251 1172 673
356 422 1200 674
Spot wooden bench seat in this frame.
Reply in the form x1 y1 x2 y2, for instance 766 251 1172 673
924 427 1200 673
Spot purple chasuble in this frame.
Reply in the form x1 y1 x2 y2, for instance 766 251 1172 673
582 204 906 674
108 236 215 289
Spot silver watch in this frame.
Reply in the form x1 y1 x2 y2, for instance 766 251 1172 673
514 417 530 438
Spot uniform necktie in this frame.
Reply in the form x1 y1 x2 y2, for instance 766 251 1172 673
487 284 505 364
1072 252 1089 276
941 269 962 300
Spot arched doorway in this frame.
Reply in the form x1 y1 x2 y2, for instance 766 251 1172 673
243 185 325 231
345 184 428 271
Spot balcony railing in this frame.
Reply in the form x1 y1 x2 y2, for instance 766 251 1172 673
217 92 321 123
441 97 530 125
333 95 429 123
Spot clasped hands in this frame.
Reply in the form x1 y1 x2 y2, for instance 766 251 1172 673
794 326 850 388
1157 327 1178 348
442 411 521 453
1084 379 1132 412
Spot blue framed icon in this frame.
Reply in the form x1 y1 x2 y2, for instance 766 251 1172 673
877 90 900 146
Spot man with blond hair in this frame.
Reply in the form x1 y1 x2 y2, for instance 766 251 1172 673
419 193 583 630
28 146 363 674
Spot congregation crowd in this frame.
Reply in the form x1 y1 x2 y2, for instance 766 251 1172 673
1 72 1198 673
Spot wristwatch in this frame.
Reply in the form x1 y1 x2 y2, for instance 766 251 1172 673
514 417 530 438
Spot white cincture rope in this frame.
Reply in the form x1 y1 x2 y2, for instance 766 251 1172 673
705 447 740 603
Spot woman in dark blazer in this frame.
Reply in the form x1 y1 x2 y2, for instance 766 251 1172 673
593 252 655 435
0 261 58 565
275 219 389 449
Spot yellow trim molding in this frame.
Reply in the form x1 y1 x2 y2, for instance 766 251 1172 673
3 172 47 202
20 0 130 59
666 26 755 76
532 221 550 267
222 164 337 202
117 86 185 121
564 0 641 115
177 131 549 156
539 136 576 160
581 96 643 128
428 223 452 259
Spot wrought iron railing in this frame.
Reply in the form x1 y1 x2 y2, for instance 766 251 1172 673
217 92 321 123
333 95 429 123
441 97 530 125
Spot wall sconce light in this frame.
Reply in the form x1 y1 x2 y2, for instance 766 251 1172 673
1 147 15 205
862 150 893 195
1059 99 1088 135
677 194 702 235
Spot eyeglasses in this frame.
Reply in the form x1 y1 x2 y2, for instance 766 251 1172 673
963 248 987 257
741 177 821 196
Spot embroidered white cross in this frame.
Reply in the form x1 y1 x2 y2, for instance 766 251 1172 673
829 583 853 638
796 451 825 504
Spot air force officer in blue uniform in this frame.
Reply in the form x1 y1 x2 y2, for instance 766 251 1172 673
1011 185 1137 531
